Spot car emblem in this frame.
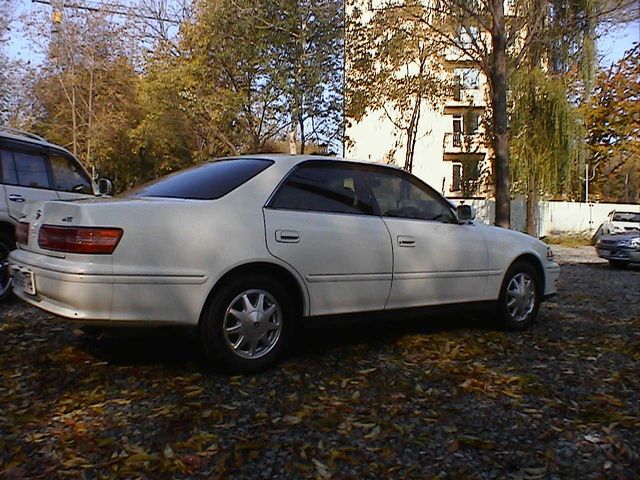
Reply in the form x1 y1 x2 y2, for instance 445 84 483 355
35 210 42 220
62 216 73 222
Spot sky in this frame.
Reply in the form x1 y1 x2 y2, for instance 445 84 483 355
4 1 640 67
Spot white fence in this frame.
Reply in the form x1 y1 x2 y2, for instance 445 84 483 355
448 197 640 237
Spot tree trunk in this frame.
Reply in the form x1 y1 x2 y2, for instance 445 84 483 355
526 188 538 237
490 0 510 228
298 110 305 154
86 61 94 170
289 127 297 154
404 96 422 173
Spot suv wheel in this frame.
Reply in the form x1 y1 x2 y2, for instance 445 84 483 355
0 233 15 303
608 259 628 269
199 274 294 373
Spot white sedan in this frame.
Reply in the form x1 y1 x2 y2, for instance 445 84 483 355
9 155 560 372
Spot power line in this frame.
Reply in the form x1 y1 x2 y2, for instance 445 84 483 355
31 0 180 24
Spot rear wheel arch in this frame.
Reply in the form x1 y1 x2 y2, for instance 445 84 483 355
199 262 307 327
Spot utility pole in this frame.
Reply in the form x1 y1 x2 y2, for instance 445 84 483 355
580 162 597 234
581 162 596 203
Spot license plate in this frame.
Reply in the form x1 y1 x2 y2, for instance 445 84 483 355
13 269 36 295
599 249 610 257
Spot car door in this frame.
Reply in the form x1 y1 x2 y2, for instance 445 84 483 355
361 166 490 309
263 161 393 317
48 149 95 200
1 146 60 221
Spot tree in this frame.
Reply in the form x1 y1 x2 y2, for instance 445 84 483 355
585 44 640 203
29 10 142 184
268 0 344 154
510 68 585 235
346 0 637 228
508 0 598 236
348 0 521 226
0 0 17 123
347 0 448 172
180 0 344 156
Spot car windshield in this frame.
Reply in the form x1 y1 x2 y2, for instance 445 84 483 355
123 158 273 200
612 212 640 223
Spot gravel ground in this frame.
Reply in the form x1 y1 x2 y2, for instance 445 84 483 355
0 246 638 479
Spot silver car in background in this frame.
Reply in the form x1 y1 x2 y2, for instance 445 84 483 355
596 230 640 268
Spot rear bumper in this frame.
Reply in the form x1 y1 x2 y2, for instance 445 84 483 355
8 250 208 326
9 254 114 321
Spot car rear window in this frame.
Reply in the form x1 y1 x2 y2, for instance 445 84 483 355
126 158 274 200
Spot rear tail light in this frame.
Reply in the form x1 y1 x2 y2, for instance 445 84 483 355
38 225 123 254
16 222 29 245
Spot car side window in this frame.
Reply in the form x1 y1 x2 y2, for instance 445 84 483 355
13 151 51 189
0 150 18 185
269 163 376 215
49 151 93 194
364 168 457 222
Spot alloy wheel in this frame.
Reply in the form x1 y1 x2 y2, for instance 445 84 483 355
505 272 536 322
222 289 283 360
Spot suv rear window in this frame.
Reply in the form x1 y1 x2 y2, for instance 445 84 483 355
126 158 274 200
612 212 640 223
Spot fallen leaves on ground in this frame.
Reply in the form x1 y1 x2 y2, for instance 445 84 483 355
1 247 639 478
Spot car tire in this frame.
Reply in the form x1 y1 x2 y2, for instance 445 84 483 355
608 259 628 269
0 232 15 303
496 261 542 331
199 274 294 373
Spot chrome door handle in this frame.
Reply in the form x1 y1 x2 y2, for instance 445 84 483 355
275 230 300 243
397 235 416 247
8 194 25 203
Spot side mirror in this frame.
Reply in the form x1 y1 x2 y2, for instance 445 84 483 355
456 204 476 222
97 178 114 196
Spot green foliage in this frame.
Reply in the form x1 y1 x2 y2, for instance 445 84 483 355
12 0 343 190
180 0 344 154
509 67 585 199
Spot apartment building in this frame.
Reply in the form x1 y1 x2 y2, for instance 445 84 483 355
345 2 492 197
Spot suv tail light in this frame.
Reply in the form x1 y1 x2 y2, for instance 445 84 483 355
38 225 123 254
16 222 30 245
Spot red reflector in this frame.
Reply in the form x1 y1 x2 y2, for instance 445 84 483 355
16 222 30 245
38 225 123 254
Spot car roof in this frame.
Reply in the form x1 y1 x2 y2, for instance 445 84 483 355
0 127 76 157
222 153 404 171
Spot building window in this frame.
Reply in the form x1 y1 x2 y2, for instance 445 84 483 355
451 164 462 192
453 115 463 146
454 68 480 90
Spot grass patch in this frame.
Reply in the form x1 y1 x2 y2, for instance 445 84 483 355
541 233 593 247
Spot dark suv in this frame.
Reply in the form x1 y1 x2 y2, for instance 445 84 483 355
0 127 111 301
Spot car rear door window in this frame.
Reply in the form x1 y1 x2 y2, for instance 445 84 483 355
363 168 457 222
127 158 273 200
49 151 93 194
14 151 51 189
268 162 376 215
0 150 18 185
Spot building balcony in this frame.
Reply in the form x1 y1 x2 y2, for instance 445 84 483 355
446 87 486 109
443 132 487 155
